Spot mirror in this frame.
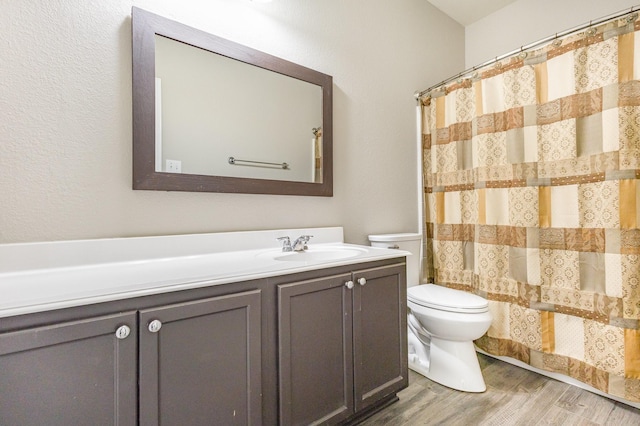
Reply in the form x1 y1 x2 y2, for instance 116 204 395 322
132 7 333 196
155 35 323 183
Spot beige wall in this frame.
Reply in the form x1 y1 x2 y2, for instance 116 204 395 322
0 0 464 244
465 0 639 67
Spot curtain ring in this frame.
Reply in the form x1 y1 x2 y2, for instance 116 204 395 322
518 46 527 60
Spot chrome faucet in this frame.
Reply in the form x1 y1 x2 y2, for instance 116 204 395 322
278 235 313 252
277 236 293 252
291 235 313 252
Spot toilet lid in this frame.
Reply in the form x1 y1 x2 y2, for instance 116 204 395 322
408 284 489 313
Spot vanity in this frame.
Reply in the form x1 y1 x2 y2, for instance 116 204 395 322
0 227 408 425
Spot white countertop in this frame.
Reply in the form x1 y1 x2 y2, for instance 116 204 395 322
0 227 408 318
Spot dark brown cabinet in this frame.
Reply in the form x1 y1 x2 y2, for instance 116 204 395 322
278 264 407 425
278 272 354 425
139 290 262 426
0 290 262 426
0 312 138 426
1 258 406 426
353 265 408 413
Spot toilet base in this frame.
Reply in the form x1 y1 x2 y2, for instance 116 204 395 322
410 336 486 393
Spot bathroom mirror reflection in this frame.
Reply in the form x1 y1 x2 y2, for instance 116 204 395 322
132 7 333 196
155 36 323 183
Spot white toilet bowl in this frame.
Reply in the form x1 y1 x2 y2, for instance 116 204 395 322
407 284 492 392
368 233 492 393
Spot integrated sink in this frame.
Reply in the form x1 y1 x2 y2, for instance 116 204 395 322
257 246 368 263
1 227 415 318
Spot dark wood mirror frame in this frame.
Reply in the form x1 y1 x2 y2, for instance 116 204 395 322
132 7 333 196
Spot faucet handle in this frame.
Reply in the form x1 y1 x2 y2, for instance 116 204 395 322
277 236 292 252
291 235 313 252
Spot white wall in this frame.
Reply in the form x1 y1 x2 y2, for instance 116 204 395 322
0 0 464 244
465 0 639 67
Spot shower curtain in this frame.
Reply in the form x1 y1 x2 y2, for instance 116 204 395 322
421 14 640 403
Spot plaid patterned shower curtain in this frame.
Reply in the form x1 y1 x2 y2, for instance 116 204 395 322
421 14 640 403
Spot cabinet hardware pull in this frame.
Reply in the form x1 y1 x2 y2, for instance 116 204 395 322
345 280 354 289
148 319 162 333
358 277 367 286
115 325 131 339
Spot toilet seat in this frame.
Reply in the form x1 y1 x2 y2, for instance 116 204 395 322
408 284 488 314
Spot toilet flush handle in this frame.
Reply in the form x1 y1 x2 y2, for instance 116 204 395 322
388 244 400 249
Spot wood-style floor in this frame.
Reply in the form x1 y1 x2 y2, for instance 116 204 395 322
361 354 640 425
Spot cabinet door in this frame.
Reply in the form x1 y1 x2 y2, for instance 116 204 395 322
0 312 137 426
353 264 407 412
278 273 354 426
139 289 262 426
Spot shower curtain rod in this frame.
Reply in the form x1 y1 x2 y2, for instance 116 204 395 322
414 4 640 99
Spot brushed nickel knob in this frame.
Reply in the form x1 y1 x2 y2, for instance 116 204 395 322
148 319 162 333
358 277 367 286
115 325 131 339
345 280 354 289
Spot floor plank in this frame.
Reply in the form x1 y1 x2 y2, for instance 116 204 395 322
360 354 640 426
604 402 640 425
477 380 565 426
493 379 571 426
536 405 600 426
555 385 615 424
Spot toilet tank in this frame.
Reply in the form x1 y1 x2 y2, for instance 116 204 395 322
368 233 422 287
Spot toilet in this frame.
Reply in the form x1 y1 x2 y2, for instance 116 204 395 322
368 233 492 393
